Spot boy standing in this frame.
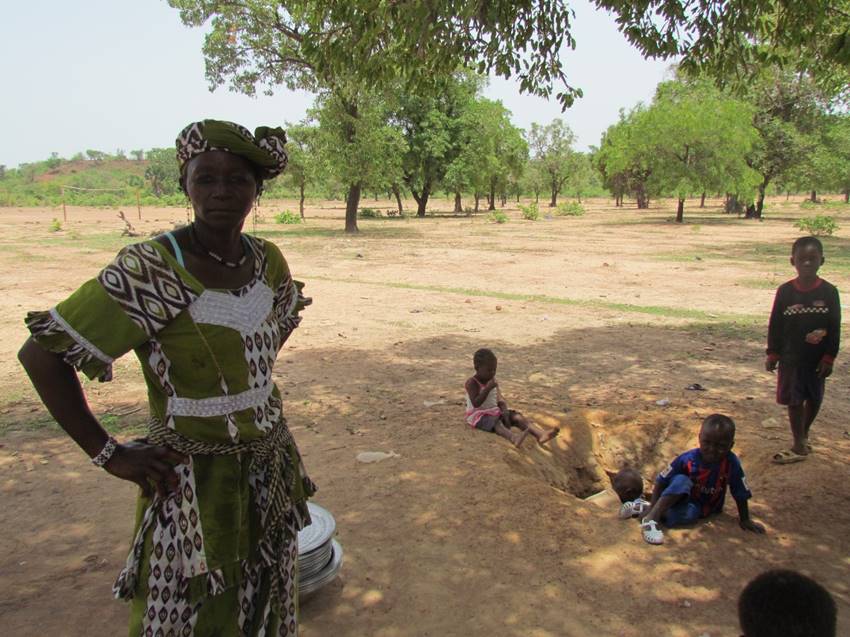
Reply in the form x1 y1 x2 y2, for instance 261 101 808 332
766 236 841 464
639 414 765 545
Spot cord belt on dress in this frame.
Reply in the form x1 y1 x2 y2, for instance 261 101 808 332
147 417 299 614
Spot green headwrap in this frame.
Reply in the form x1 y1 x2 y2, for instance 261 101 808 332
175 120 288 179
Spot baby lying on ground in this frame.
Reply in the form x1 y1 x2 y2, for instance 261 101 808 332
608 467 651 519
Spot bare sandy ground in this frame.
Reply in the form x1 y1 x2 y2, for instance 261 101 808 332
1 196 848 636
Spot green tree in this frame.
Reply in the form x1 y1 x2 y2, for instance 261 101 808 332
169 0 850 228
597 81 760 220
528 119 578 207
131 149 145 161
393 73 482 217
647 81 760 222
820 115 850 202
310 91 406 224
144 148 180 197
723 68 827 217
444 98 525 212
522 158 547 205
283 121 320 218
565 152 594 203
599 0 850 100
788 116 850 203
596 107 654 208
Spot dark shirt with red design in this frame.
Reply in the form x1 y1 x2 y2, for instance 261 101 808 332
767 277 841 368
656 449 751 518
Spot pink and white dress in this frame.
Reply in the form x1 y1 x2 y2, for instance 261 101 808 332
465 378 502 428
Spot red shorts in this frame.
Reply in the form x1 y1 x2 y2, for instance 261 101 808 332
776 364 825 407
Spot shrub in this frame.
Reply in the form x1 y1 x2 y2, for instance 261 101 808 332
795 215 838 236
487 211 509 224
556 201 585 216
49 218 62 232
519 202 539 220
274 210 302 224
358 207 382 218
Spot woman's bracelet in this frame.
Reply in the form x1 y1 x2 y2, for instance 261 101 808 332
91 436 118 467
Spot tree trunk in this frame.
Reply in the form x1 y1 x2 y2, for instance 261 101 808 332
534 190 539 204
299 183 305 218
341 97 360 232
474 193 480 212
417 191 429 217
754 182 767 219
549 184 557 207
676 198 685 222
810 190 817 203
392 184 404 215
410 182 431 217
635 184 649 209
345 182 361 233
454 191 462 213
577 193 582 203
501 193 507 207
844 190 849 203
699 192 706 208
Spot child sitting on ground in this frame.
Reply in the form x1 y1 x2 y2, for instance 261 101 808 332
607 467 650 519
639 414 765 545
739 569 836 637
766 235 841 465
464 348 559 448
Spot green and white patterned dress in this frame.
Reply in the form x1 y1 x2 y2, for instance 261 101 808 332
26 235 315 636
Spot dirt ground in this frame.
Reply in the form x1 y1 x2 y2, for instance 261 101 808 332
1 196 848 636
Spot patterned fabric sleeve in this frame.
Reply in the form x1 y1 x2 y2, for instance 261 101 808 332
270 250 311 349
25 241 196 381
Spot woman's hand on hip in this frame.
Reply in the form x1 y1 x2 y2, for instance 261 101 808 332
104 441 189 498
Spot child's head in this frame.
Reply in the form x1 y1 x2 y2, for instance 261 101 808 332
739 569 836 637
607 467 644 503
791 236 825 279
473 348 497 381
698 414 735 463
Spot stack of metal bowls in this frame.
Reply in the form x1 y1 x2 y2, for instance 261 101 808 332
298 502 343 597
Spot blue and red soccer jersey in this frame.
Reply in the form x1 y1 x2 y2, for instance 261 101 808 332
656 448 752 518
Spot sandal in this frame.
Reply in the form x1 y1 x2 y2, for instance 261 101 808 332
772 449 807 465
618 498 651 520
640 518 664 545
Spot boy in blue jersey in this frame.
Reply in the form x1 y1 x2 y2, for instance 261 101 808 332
639 414 766 545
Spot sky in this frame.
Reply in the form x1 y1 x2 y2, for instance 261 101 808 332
0 0 672 169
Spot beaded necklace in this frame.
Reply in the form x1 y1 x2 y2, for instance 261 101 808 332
190 223 247 268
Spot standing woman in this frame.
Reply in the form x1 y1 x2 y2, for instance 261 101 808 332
19 120 315 636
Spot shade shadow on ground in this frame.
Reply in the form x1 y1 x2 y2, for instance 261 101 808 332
2 322 848 636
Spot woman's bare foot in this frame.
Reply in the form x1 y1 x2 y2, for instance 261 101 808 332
513 429 530 448
537 427 560 446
